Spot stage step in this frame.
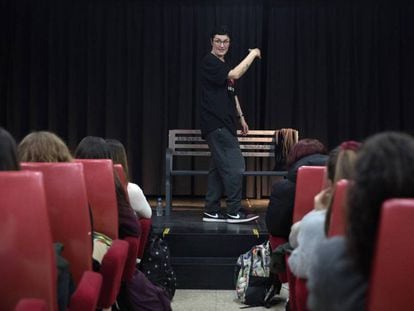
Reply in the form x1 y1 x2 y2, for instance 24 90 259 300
152 211 268 289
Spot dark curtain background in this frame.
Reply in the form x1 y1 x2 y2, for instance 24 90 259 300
1 0 413 197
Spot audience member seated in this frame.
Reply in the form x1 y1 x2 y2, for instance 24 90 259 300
75 136 171 311
106 138 152 219
17 131 73 163
0 127 20 171
266 139 328 239
288 141 359 279
307 132 414 311
17 131 84 310
74 136 140 240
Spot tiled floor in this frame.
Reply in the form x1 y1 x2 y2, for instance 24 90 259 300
171 284 288 311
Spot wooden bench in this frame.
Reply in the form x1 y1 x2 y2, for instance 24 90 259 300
165 129 288 215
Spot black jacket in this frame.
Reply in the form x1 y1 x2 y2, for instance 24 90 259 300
265 153 328 238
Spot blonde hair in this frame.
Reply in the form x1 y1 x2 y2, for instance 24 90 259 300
18 131 73 163
274 128 299 169
333 149 358 184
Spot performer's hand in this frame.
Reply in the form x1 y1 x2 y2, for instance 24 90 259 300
240 117 249 135
249 48 261 59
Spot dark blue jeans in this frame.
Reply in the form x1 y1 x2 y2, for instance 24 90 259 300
204 127 245 214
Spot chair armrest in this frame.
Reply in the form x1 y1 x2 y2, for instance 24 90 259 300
122 236 140 281
138 218 152 259
68 271 102 311
98 239 129 309
14 299 47 311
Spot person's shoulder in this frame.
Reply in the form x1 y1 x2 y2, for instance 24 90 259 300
314 236 347 266
308 236 367 311
202 52 222 66
127 182 144 194
202 52 215 60
301 209 327 225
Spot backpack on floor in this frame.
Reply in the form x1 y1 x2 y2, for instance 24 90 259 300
235 240 281 307
139 232 177 300
116 270 172 311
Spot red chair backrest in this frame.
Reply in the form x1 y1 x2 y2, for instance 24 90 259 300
328 179 349 237
21 162 93 285
75 159 119 239
367 198 414 311
293 166 326 222
0 171 57 311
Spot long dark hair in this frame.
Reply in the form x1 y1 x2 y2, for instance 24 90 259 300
0 127 20 171
106 138 130 182
346 132 414 277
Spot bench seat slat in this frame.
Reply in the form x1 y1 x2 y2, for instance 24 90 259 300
172 151 275 157
173 144 274 151
170 170 287 176
173 136 275 143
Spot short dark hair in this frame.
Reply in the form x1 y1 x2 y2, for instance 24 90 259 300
0 127 19 171
210 25 231 40
74 136 112 159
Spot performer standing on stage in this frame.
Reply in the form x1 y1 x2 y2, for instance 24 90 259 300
200 25 261 223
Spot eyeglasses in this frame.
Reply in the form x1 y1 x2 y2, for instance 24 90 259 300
213 39 230 46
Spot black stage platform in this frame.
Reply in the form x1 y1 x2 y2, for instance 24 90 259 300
150 203 269 289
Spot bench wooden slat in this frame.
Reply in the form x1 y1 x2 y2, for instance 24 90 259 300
173 151 211 156
169 129 275 134
172 136 275 143
238 137 275 142
172 151 275 157
171 170 287 176
174 144 210 149
174 137 207 142
239 144 274 150
173 144 274 151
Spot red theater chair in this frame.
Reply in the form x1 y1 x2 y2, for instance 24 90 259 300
114 163 152 259
292 166 326 223
288 166 326 311
0 171 57 311
138 218 152 258
367 199 414 311
21 163 95 284
74 159 119 239
328 179 349 237
21 163 102 310
75 159 139 282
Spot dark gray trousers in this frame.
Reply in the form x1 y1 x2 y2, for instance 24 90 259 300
204 127 245 214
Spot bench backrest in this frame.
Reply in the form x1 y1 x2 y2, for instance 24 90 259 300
168 129 285 157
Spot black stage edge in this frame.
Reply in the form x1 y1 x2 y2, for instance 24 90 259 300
151 210 268 289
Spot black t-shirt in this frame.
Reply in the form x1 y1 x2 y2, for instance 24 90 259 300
200 53 238 138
